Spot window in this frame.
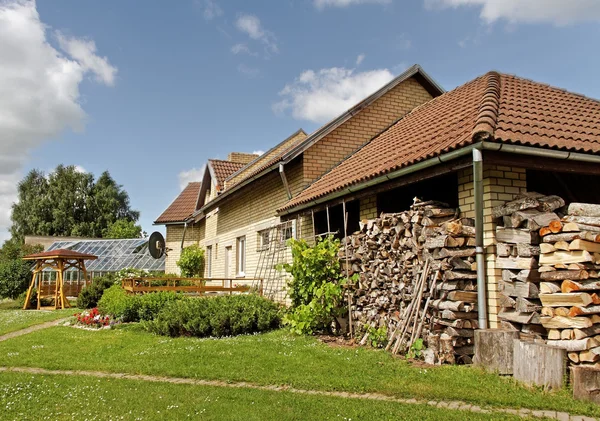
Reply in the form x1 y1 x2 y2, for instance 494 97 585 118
236 236 246 276
206 245 212 277
277 220 295 248
257 229 270 251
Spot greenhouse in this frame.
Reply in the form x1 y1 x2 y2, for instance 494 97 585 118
40 238 165 283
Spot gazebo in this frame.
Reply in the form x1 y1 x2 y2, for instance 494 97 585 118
22 249 97 310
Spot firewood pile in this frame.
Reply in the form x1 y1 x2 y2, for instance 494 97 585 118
493 193 565 340
536 202 600 366
340 199 478 364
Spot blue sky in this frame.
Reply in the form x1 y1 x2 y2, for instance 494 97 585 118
1 0 600 242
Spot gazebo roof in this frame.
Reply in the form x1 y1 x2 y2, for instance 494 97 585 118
22 248 98 261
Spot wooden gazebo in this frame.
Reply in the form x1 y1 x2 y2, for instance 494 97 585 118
22 249 97 310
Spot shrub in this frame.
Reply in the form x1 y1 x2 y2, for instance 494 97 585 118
0 260 33 300
77 275 117 309
98 285 183 322
17 289 39 308
144 294 281 338
282 236 347 335
177 245 205 277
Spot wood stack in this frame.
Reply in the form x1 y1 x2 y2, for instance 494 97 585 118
536 202 600 366
340 199 477 364
492 193 565 340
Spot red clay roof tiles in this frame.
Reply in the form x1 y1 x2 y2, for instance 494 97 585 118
209 159 245 190
154 182 201 224
279 72 600 212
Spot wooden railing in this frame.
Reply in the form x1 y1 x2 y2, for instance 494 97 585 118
121 277 264 296
39 280 92 298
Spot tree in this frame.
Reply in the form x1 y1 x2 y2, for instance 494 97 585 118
10 165 140 240
102 219 143 239
0 239 44 299
177 245 205 277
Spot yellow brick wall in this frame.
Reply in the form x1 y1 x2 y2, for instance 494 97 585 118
359 195 378 220
458 165 527 328
303 78 433 186
164 222 205 275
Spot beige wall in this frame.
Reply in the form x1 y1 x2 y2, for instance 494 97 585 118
458 164 527 328
359 195 378 220
164 222 205 274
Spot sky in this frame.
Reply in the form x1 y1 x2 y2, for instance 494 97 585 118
1 0 600 243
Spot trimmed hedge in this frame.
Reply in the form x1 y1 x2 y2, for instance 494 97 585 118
98 285 182 322
144 294 281 338
77 275 117 309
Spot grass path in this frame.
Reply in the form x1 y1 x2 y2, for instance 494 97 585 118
0 308 76 336
0 317 70 342
0 366 582 420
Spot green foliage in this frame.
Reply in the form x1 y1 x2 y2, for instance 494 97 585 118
407 338 424 359
76 275 117 309
0 240 44 300
176 245 205 277
10 165 139 240
282 236 346 335
102 219 143 239
98 285 182 322
17 289 38 308
144 294 281 338
367 325 388 349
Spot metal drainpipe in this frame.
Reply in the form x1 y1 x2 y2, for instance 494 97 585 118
473 148 488 329
181 221 188 251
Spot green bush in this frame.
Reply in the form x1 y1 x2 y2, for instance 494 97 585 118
77 274 117 309
282 236 347 335
0 260 33 299
144 294 281 338
177 245 205 277
98 285 183 322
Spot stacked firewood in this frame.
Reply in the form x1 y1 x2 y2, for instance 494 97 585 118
536 202 600 365
493 193 565 340
340 200 477 364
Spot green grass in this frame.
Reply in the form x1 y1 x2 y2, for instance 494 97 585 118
0 371 527 421
0 308 77 336
0 325 597 417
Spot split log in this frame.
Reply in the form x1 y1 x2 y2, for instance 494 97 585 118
432 300 465 311
540 316 593 329
542 232 600 243
549 220 563 234
440 310 478 320
446 327 474 338
499 310 540 324
517 243 540 257
562 280 600 293
539 250 593 265
540 243 557 254
546 338 599 352
496 243 513 257
500 280 539 298
541 270 589 282
562 222 581 232
443 271 478 281
554 240 570 251
569 203 600 217
574 325 600 340
564 215 600 228
447 291 477 302
548 329 561 340
540 292 600 307
448 256 473 271
496 256 538 270
499 293 516 309
569 305 600 317
515 297 542 313
569 239 600 253
510 210 559 230
433 248 475 259
496 228 539 244
568 352 580 363
540 282 561 294
577 348 600 364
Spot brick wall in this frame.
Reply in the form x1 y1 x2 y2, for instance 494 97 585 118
359 195 378 220
227 152 259 165
303 78 433 187
458 165 527 327
164 222 205 274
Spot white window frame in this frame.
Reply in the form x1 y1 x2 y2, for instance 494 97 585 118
236 236 246 277
206 245 212 278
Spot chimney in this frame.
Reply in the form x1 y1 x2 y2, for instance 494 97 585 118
227 152 259 165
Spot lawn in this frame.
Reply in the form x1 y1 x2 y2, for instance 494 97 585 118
0 371 527 421
0 324 598 417
0 308 77 336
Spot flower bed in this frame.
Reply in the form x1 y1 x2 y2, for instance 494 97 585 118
74 308 113 329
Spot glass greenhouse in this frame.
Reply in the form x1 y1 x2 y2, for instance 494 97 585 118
42 238 165 281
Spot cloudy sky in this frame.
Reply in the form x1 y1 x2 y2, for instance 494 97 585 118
1 0 599 242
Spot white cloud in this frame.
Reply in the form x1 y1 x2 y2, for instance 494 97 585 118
425 0 600 26
237 63 260 78
235 14 278 53
231 43 258 56
355 54 365 65
0 0 117 243
178 166 205 190
273 67 395 124
315 0 390 9
252 150 265 156
56 33 117 86
200 0 223 20
74 165 87 173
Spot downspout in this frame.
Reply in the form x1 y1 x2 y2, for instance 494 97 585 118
180 221 188 251
472 147 488 329
279 163 293 200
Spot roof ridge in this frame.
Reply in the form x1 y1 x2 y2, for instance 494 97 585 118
471 71 501 141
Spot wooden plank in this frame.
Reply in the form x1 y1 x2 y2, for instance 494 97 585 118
539 250 593 265
473 330 519 375
513 339 566 390
539 293 599 307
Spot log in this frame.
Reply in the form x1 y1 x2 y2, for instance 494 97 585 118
568 203 600 217
423 208 456 218
548 329 561 340
562 280 600 293
569 239 600 253
446 327 474 338
562 222 581 232
496 243 513 257
473 329 519 375
540 316 593 329
540 282 561 294
539 227 552 237
561 330 574 341
546 338 599 352
499 310 539 324
432 300 465 311
433 248 475 259
549 220 563 234
555 307 571 317
493 197 540 218
517 243 540 257
541 270 589 282
496 228 539 245
569 305 600 317
539 243 556 254
539 250 593 265
540 292 599 307
574 325 600 340
499 293 516 309
542 232 600 243
577 349 600 364
554 240 570 251
496 256 538 270
565 215 600 228
537 195 565 213
569 352 580 363
515 297 542 313
500 281 539 299
511 210 559 230
447 291 477 302
443 270 478 281
440 310 478 320
448 256 473 271
513 339 566 389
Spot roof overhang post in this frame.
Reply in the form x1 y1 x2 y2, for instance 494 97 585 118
472 147 488 329
279 163 293 200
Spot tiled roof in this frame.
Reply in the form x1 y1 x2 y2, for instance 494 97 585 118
154 182 201 224
279 72 600 212
208 159 245 190
22 249 98 260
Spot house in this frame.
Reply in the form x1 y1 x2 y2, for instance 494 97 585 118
277 71 600 328
155 65 444 296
